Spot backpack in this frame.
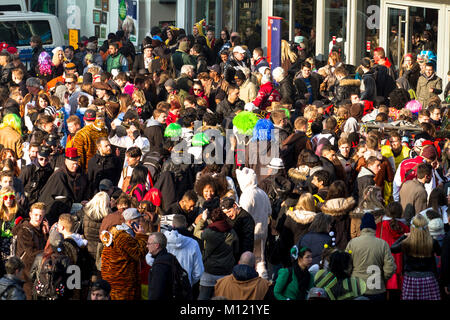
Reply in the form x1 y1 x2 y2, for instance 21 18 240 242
142 151 163 184
153 255 193 301
34 253 70 300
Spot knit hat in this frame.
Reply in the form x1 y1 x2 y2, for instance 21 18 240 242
99 179 113 191
91 279 111 295
428 218 445 238
421 145 437 161
360 212 376 230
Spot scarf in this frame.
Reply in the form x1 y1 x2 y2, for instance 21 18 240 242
206 219 232 233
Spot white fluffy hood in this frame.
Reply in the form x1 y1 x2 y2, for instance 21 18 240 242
236 167 257 191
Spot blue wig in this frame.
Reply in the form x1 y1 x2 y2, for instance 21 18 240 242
251 119 274 141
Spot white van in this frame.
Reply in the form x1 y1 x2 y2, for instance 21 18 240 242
0 0 26 12
0 11 65 66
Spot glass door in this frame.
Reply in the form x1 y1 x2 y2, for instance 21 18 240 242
385 4 409 73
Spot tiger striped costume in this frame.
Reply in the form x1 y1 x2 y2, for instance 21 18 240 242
101 227 148 300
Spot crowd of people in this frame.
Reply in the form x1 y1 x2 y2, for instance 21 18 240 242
0 19 449 301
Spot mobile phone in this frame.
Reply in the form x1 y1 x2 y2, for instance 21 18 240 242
131 222 139 231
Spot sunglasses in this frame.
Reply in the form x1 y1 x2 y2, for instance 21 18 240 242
3 194 15 201
193 88 202 91
66 81 75 85
38 157 49 162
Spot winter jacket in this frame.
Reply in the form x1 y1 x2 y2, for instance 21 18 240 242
0 274 26 300
216 98 245 124
401 63 421 91
19 161 53 208
399 179 428 224
373 64 396 100
320 197 355 250
171 50 196 73
161 229 204 285
194 218 239 276
214 264 271 300
239 79 258 104
333 78 361 104
294 73 321 102
299 232 332 266
252 82 281 110
101 228 148 300
147 248 176 300
360 71 377 102
281 131 312 170
72 122 108 171
282 209 316 250
79 208 105 266
0 126 24 159
144 118 165 154
227 208 255 257
11 219 47 274
376 217 409 290
346 228 396 295
278 76 297 105
416 73 443 108
87 153 123 197
109 131 150 155
274 264 313 300
236 168 272 242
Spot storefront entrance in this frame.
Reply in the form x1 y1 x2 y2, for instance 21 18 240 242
381 1 446 78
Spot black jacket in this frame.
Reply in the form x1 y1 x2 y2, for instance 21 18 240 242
333 78 361 104
360 71 377 102
227 208 255 257
216 98 245 125
38 165 89 226
373 64 396 101
299 232 332 266
29 46 44 77
278 76 297 105
354 166 376 202
148 248 175 300
144 120 165 154
87 153 123 197
294 73 321 102
19 161 53 209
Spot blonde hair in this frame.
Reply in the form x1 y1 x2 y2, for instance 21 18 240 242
328 51 342 66
132 89 146 105
281 40 297 64
295 192 316 212
402 214 434 258
303 105 318 121
84 191 111 221
52 48 65 67
0 186 17 221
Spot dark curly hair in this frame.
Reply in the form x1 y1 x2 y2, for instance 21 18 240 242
389 88 411 110
194 173 228 199
209 207 228 222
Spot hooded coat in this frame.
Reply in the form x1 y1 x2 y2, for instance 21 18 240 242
87 152 123 197
355 166 376 201
320 197 355 250
214 264 271 300
236 168 272 242
19 160 53 209
161 229 204 285
144 118 165 154
0 274 26 300
376 217 409 290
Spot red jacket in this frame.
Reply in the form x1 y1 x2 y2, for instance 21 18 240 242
399 156 424 184
253 82 281 109
376 219 409 290
166 111 179 126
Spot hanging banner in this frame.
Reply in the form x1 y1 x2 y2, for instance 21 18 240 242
267 16 282 71
68 29 80 50
118 0 139 46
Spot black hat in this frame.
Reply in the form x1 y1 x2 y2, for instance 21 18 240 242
46 134 59 147
38 145 51 158
116 30 125 39
220 197 236 210
360 212 377 230
91 279 111 295
207 64 221 74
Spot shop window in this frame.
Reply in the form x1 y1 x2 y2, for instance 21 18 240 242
238 0 262 52
324 0 347 59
